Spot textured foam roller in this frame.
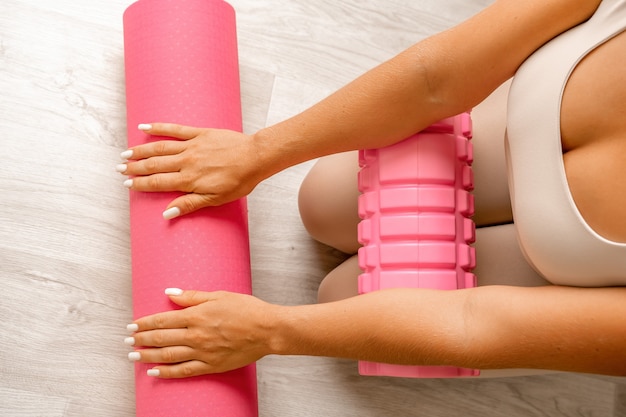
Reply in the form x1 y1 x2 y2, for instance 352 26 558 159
123 0 258 415
357 113 480 378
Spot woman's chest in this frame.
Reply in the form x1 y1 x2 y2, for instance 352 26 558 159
560 30 626 152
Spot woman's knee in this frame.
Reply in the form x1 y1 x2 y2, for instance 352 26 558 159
298 152 361 253
317 255 361 303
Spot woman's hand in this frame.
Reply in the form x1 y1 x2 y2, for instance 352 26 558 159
126 289 280 378
118 123 267 219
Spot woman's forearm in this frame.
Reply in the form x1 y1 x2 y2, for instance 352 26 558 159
271 288 471 367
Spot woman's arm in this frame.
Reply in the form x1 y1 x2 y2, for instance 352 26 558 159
273 285 626 376
254 0 601 172
121 0 601 216
129 285 626 378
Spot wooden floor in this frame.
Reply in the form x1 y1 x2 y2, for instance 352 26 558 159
1 0 625 415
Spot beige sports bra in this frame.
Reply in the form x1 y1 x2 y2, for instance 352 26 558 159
506 0 626 287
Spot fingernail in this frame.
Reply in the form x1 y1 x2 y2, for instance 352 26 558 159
123 179 133 188
138 124 152 131
147 368 160 377
163 207 181 220
165 288 183 296
115 164 127 173
124 337 135 346
128 351 141 361
120 150 133 159
127 323 139 332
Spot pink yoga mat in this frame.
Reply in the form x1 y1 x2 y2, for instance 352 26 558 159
123 0 258 416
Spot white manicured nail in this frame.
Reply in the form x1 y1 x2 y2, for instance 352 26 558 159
128 351 141 361
147 369 160 377
123 179 133 188
138 124 152 131
162 207 181 220
116 164 127 173
120 150 133 159
124 337 135 346
165 288 183 296
126 323 139 332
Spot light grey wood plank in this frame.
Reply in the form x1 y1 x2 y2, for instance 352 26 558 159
230 0 493 90
615 382 626 416
264 76 333 126
240 65 276 134
0 388 68 417
1 249 135 416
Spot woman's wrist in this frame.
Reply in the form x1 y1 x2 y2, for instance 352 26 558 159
252 124 312 178
263 302 328 358
262 303 300 357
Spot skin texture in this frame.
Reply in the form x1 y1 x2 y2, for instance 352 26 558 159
120 0 626 378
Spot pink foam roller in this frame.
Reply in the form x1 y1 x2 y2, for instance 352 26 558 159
357 113 479 378
123 0 258 415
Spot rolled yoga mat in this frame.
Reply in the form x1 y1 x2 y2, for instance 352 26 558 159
123 0 258 416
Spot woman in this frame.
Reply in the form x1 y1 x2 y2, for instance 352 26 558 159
119 0 626 378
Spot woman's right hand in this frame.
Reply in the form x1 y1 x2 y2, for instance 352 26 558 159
118 123 267 219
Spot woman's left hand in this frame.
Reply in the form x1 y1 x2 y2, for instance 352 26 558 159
126 289 279 378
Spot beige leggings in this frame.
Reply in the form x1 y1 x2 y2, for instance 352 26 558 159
297 81 556 378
